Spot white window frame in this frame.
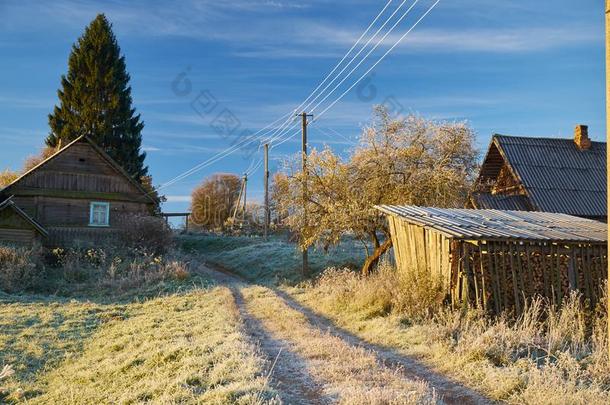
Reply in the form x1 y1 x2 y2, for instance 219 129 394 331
89 202 110 227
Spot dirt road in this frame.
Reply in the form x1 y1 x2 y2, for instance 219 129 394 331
198 265 492 405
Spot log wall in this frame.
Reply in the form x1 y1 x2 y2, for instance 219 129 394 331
0 140 157 247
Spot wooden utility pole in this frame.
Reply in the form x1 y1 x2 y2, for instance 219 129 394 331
299 112 313 277
605 0 610 353
264 143 270 240
243 173 248 220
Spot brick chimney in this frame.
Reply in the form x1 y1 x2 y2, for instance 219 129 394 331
574 125 591 150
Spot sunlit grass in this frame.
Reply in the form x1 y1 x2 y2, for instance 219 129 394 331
0 283 277 404
288 265 610 404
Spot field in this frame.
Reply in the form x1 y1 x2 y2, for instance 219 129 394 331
178 233 366 284
187 235 610 404
2 235 610 404
0 252 277 404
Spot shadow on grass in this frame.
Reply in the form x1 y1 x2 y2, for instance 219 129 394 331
229 287 332 405
204 263 491 405
1 274 214 306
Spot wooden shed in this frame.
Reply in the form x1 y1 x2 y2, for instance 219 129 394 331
377 205 608 314
0 136 158 247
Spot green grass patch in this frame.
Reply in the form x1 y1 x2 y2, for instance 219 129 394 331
178 234 366 285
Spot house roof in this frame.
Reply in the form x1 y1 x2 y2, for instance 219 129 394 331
0 136 159 205
0 197 48 237
479 135 606 217
376 205 607 243
469 192 531 211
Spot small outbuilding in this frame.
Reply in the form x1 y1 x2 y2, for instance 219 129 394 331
0 136 159 247
377 205 608 314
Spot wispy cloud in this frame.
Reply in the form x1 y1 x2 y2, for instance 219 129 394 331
0 96 55 109
165 195 191 202
1 0 597 61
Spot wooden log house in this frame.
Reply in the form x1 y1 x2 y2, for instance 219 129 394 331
377 205 608 314
469 125 607 222
0 136 159 246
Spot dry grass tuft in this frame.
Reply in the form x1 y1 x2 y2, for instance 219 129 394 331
291 265 610 404
309 260 445 321
0 244 195 295
0 245 45 293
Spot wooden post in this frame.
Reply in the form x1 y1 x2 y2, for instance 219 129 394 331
242 173 248 221
264 143 269 240
299 112 313 277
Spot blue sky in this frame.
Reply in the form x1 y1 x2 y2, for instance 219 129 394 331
0 0 605 218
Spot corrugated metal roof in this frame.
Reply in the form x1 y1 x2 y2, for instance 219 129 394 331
376 205 607 243
494 135 606 217
470 193 531 211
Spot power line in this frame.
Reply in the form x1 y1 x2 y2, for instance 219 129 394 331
259 0 397 147
315 0 441 121
299 0 415 117
273 0 441 148
308 0 421 114
269 0 420 148
155 0 425 191
156 116 298 191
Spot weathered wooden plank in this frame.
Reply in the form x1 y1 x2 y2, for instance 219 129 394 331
555 244 562 306
488 242 501 314
567 247 577 291
509 243 521 315
581 245 592 302
478 243 488 311
524 243 535 298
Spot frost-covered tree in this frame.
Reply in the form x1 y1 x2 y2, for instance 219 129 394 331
273 106 479 275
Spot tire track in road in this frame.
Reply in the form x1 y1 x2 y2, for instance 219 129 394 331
202 266 436 404
204 267 330 405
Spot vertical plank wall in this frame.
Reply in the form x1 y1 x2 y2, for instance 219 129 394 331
387 215 608 314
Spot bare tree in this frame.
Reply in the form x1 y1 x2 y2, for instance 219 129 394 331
273 106 479 275
191 173 242 230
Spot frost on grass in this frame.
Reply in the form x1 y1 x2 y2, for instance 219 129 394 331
1 287 277 404
291 264 610 404
179 234 365 284
241 285 438 404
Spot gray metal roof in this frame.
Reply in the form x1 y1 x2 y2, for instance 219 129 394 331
470 192 531 211
494 135 606 217
376 205 607 243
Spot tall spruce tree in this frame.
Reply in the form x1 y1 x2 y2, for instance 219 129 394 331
47 14 147 179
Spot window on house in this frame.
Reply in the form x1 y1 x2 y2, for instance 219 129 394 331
89 202 110 226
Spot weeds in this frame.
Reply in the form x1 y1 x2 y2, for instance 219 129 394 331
0 245 45 292
292 264 610 403
310 261 445 321
0 244 193 295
